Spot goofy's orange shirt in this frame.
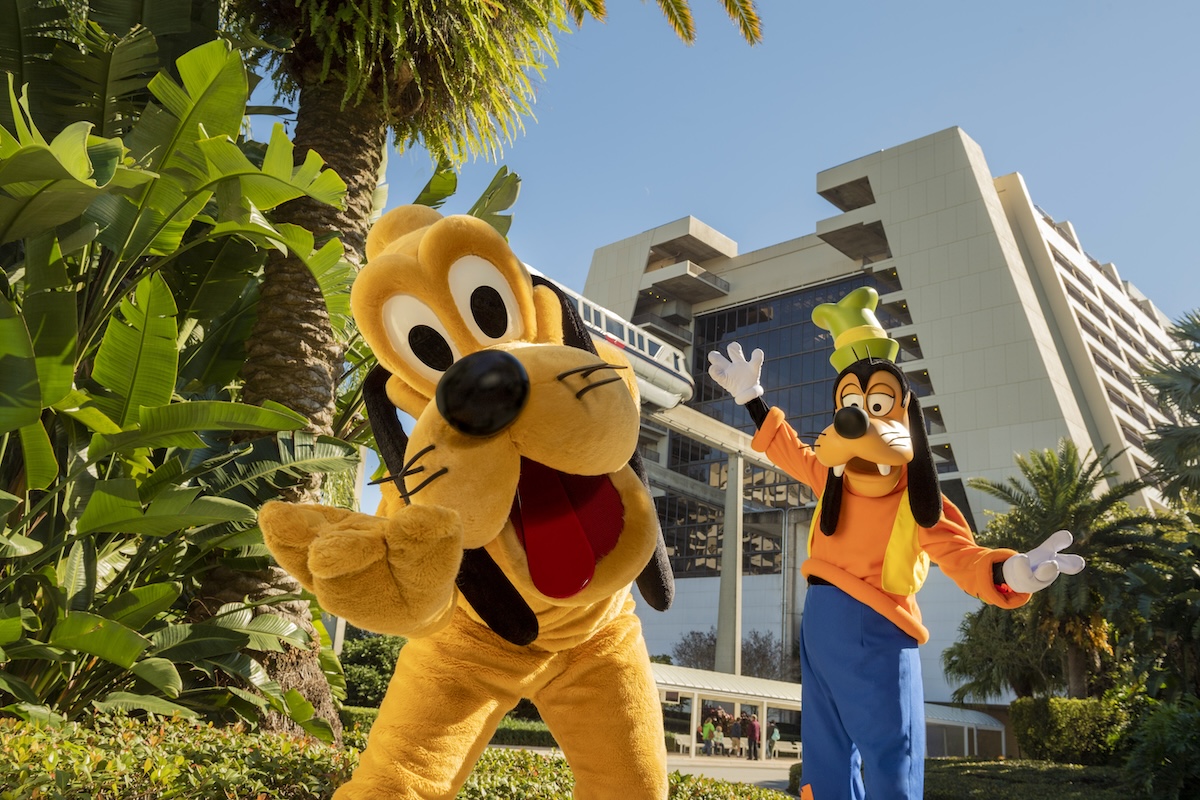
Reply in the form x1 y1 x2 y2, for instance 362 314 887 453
752 407 1029 643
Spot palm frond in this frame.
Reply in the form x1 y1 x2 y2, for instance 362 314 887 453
720 0 762 44
654 0 697 44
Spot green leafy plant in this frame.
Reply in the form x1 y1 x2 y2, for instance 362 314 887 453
339 630 406 708
0 35 356 732
1009 697 1131 766
1123 696 1200 800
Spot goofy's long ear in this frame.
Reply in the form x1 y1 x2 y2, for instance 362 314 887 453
531 275 675 610
819 470 843 535
364 364 539 646
905 393 943 528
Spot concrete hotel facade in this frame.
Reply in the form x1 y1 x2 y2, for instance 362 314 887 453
582 127 1176 715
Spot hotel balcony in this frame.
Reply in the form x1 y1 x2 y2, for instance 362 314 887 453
639 260 731 304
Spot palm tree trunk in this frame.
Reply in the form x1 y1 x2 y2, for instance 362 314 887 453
228 78 391 740
1065 643 1088 699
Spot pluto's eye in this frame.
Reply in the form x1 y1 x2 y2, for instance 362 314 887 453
470 285 508 338
448 255 524 344
867 392 895 416
409 325 454 371
381 294 462 384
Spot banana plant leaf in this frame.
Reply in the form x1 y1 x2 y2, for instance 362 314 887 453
413 158 458 209
0 294 41 433
129 656 183 698
49 611 149 669
93 690 197 718
76 480 256 536
88 399 307 460
91 271 178 427
59 539 97 612
0 1 69 132
21 234 76 408
97 582 181 630
198 122 345 212
149 622 247 662
18 419 56 489
0 94 146 244
467 166 521 237
46 22 159 139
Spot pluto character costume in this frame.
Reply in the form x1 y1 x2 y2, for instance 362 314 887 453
259 205 675 799
708 286 1085 800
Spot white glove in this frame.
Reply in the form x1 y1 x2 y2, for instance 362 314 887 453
1001 530 1086 594
707 342 765 405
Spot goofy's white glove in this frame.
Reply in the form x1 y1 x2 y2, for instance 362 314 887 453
707 342 765 405
1001 530 1086 594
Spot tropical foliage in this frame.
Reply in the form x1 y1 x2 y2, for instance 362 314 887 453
942 604 1065 702
0 28 360 733
967 439 1166 698
1122 511 1200 701
1140 309 1200 504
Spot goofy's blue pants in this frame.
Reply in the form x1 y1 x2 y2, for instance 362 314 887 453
799 584 925 800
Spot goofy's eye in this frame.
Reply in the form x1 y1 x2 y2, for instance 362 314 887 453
448 255 524 344
840 392 864 410
381 294 462 384
866 392 895 416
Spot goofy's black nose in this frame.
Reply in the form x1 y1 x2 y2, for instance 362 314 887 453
833 406 869 439
436 350 530 437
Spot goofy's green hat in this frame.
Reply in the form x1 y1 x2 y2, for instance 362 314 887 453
811 286 898 372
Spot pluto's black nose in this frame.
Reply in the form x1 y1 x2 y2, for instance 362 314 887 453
833 406 869 439
436 350 530 437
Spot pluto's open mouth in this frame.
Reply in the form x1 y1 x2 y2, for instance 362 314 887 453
509 458 625 598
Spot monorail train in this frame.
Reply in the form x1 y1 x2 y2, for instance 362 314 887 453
528 267 695 409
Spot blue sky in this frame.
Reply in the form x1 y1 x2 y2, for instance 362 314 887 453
382 0 1197 323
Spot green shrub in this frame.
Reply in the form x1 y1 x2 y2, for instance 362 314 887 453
1009 697 1130 765
788 761 803 795
667 771 790 799
790 758 1129 799
340 634 406 707
1123 697 1200 800
0 714 790 799
0 713 357 799
923 759 1128 800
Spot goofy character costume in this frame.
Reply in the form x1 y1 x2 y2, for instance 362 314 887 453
708 286 1085 800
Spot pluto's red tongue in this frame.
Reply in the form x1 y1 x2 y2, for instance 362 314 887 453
513 460 596 598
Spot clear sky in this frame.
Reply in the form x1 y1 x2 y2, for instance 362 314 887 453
382 0 1197 323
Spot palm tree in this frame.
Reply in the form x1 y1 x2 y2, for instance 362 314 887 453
232 0 763 435
969 439 1164 698
1141 310 1200 505
942 604 1065 702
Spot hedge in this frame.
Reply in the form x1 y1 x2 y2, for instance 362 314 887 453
0 715 790 800
1122 698 1200 800
0 714 356 799
790 759 1130 799
1009 697 1130 765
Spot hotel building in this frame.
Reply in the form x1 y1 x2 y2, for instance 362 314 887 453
581 127 1177 735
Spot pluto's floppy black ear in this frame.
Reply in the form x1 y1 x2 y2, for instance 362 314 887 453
905 394 943 528
363 364 539 646
819 469 843 536
531 274 596 355
630 448 675 611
